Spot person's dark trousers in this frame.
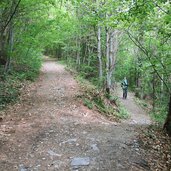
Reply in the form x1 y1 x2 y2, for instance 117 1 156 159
123 89 127 99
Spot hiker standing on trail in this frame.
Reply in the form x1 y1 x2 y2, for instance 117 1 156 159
121 77 128 99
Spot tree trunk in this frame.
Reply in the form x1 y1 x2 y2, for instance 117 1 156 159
76 38 81 68
164 94 171 136
0 33 7 67
106 29 119 94
97 25 103 79
0 0 19 72
152 73 156 112
106 28 110 94
5 22 13 72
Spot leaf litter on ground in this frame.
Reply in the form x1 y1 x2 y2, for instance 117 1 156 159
138 126 171 171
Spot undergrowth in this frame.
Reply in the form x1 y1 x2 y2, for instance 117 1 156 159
0 54 41 110
134 97 167 125
76 75 129 121
0 67 40 110
0 75 21 110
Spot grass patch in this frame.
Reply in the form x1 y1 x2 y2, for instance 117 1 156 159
150 109 167 125
57 60 66 65
117 104 130 119
83 98 93 109
110 95 129 119
134 97 149 110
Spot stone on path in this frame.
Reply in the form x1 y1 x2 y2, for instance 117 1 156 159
62 138 77 144
19 164 29 171
90 144 100 152
71 157 90 166
48 150 62 157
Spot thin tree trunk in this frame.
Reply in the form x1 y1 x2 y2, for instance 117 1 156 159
106 28 110 94
0 33 7 66
160 57 164 97
152 73 156 112
76 38 81 68
97 25 103 79
164 94 171 136
87 46 91 66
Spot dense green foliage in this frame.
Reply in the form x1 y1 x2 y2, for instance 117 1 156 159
0 0 67 107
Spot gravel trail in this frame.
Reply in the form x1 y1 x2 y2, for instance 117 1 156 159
0 58 151 171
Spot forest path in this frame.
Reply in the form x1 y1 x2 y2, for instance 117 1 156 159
0 58 151 171
115 84 152 125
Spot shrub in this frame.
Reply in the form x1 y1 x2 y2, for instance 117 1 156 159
0 75 21 109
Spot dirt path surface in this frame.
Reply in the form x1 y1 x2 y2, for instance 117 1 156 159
0 58 151 171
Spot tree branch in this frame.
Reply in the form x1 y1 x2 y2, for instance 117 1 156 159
153 1 169 14
2 0 22 33
126 30 170 93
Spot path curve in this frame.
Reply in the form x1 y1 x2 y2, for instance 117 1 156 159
0 58 151 171
115 84 151 125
